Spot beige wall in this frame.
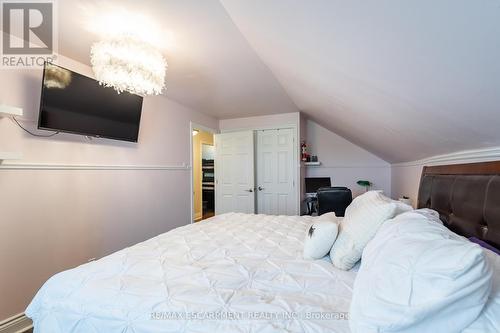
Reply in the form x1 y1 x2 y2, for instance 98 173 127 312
305 120 391 197
391 164 423 207
391 149 500 207
192 130 214 221
0 56 218 320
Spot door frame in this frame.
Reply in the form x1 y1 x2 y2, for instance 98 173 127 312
221 124 300 215
189 122 218 223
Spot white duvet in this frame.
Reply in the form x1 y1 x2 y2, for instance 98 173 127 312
26 213 356 333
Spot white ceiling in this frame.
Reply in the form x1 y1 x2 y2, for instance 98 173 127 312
55 1 500 162
220 0 500 163
57 0 298 119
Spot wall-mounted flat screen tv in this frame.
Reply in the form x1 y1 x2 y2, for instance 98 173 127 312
38 62 143 142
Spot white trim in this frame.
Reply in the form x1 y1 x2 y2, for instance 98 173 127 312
294 124 301 215
0 313 32 333
189 122 218 224
295 125 300 215
392 147 500 167
220 123 298 133
0 163 190 170
306 165 390 169
191 123 217 134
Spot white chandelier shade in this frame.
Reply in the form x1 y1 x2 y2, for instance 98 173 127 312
90 35 167 96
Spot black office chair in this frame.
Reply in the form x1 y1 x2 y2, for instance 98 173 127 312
317 187 353 217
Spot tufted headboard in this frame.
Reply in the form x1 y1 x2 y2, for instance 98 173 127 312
417 161 500 249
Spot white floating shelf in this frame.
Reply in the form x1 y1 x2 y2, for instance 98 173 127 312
0 104 23 117
304 161 321 166
0 152 22 160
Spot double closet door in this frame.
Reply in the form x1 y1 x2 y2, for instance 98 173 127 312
215 128 297 216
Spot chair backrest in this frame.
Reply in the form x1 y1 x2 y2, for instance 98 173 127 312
317 187 353 217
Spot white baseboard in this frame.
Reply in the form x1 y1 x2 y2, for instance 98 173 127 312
0 313 32 333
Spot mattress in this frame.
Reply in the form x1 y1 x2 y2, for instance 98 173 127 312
26 213 357 333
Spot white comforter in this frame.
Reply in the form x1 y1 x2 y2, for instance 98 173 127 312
27 213 356 333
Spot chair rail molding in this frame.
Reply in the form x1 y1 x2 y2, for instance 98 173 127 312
0 162 191 171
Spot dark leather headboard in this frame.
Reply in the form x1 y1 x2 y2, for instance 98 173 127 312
418 161 500 249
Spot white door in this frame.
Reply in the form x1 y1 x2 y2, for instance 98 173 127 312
215 131 255 214
256 128 297 215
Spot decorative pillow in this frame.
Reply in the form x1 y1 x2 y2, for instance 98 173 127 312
350 210 493 333
303 213 340 260
329 191 412 270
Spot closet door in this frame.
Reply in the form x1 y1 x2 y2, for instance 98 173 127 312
256 128 297 215
214 131 255 215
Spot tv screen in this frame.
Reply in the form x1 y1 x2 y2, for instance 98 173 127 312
38 63 143 142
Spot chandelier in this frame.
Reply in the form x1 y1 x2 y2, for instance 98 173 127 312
90 35 167 96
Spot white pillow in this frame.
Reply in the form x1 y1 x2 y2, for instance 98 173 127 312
303 213 339 260
330 191 412 270
350 210 493 333
463 248 500 332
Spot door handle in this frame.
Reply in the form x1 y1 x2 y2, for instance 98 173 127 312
245 188 253 192
258 186 264 191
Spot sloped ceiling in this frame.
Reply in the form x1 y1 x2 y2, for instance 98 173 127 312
220 0 500 163
29 1 500 162
55 0 298 119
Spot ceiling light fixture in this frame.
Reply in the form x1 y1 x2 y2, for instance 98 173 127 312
192 129 199 136
90 34 167 96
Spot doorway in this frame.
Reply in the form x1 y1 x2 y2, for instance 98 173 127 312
201 143 215 219
191 123 217 223
191 126 299 220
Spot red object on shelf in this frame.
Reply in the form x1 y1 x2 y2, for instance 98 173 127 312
301 141 308 161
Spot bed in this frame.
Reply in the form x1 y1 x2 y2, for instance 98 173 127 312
26 161 500 333
26 213 356 332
